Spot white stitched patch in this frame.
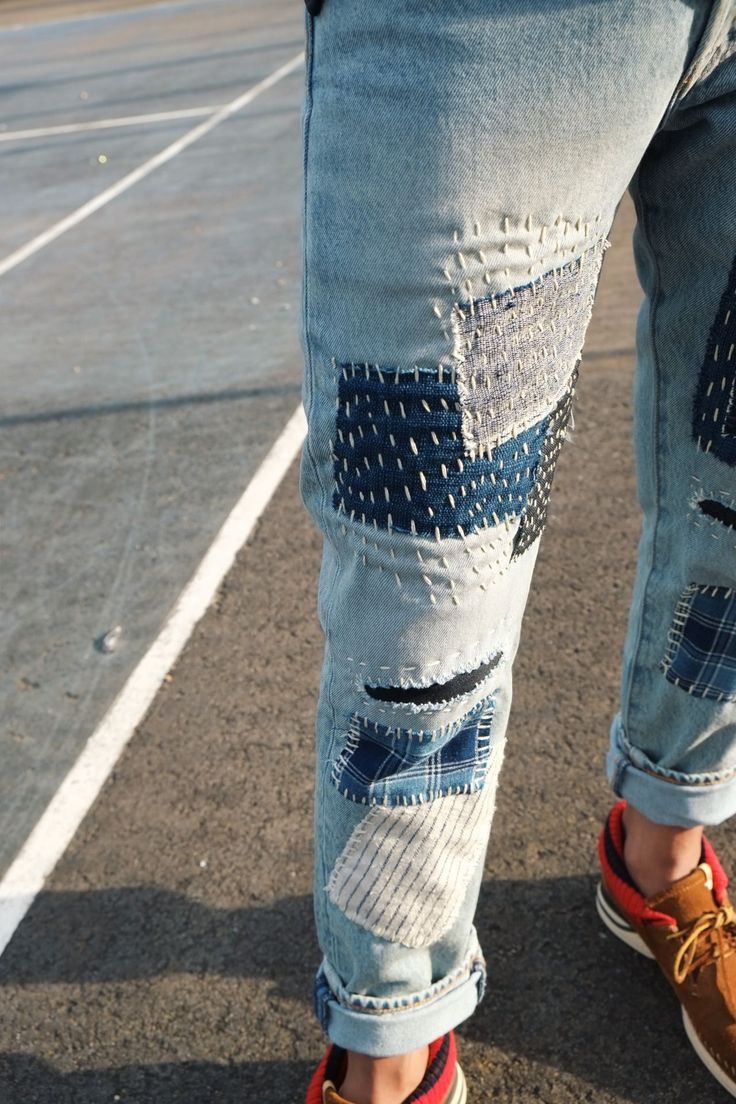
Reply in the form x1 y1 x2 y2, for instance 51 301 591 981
325 740 505 947
452 238 607 455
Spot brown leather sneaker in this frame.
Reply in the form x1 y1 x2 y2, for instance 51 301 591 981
597 800 736 1098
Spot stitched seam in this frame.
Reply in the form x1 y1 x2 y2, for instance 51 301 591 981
326 953 478 1015
668 4 736 110
660 583 699 677
620 167 662 738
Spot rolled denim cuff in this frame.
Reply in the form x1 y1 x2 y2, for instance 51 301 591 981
607 713 736 828
313 951 486 1057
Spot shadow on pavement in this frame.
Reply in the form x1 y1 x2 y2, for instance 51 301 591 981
0 873 713 1103
0 1054 312 1104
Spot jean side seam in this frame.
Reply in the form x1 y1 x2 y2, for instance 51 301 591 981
663 1 736 119
301 11 342 976
620 169 663 743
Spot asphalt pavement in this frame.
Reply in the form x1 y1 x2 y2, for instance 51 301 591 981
1 0 305 875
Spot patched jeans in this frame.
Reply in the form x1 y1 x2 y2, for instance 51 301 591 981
298 0 736 1057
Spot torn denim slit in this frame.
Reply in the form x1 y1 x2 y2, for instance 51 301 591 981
698 499 736 529
364 652 501 705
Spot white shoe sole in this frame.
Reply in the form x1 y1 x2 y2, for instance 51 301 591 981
448 1062 467 1104
596 880 736 1098
595 880 654 959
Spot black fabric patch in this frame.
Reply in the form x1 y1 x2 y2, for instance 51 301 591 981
699 499 736 529
365 653 501 706
692 254 736 464
512 367 577 558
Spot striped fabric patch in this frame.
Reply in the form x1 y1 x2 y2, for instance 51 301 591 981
326 742 504 948
661 583 736 701
454 238 606 455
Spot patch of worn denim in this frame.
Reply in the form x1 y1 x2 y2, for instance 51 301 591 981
662 583 736 701
333 362 551 539
453 240 606 455
322 515 539 705
326 740 504 948
331 696 495 806
693 253 736 465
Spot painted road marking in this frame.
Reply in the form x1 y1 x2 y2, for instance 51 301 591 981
0 105 228 142
0 404 307 958
0 50 304 279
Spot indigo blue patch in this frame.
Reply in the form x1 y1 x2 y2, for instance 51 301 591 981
331 697 495 805
333 362 552 538
693 254 736 464
662 583 736 702
365 653 501 706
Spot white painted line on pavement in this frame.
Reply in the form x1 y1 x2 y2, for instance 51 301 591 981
2 0 232 34
0 50 304 279
0 403 307 959
0 105 227 142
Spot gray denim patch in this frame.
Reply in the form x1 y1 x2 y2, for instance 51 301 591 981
452 238 607 456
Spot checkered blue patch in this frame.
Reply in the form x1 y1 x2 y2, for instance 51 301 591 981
661 583 736 702
331 698 496 805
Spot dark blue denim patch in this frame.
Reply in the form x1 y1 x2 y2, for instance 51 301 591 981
331 697 495 805
693 253 736 464
661 583 736 702
332 362 551 538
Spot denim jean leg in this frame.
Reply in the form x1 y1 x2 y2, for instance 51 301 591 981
609 16 736 829
299 0 720 1055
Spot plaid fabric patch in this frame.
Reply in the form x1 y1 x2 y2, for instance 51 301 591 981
331 698 495 805
661 583 736 701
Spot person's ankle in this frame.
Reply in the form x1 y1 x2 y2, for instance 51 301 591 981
337 1044 429 1104
621 801 704 899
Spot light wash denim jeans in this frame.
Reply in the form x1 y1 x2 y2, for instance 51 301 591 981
298 0 736 1057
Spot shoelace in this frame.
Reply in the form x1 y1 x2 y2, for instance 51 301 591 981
669 904 736 984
